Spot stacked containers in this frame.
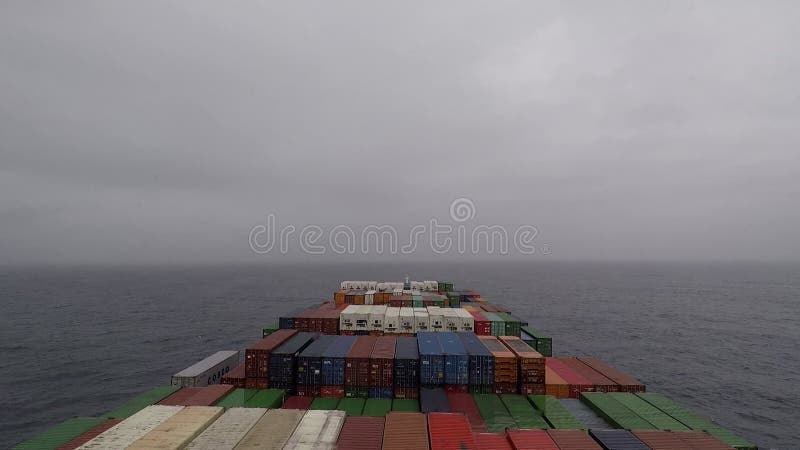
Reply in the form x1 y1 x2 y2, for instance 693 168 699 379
76 405 184 449
184 407 267 449
578 358 645 393
56 419 123 449
546 358 593 398
244 329 299 389
413 308 429 332
545 365 570 398
384 307 400 334
234 408 305 450
500 336 545 395
399 307 415 334
320 335 357 398
457 332 494 394
284 410 346 450
438 332 469 388
296 335 338 396
479 336 518 394
559 358 619 393
337 416 385 450
588 429 650 450
579 392 655 430
506 430 560 450
418 332 445 386
442 309 461 332
171 350 239 387
339 305 359 333
268 332 319 394
520 326 552 357
447 392 488 432
428 413 478 450
125 406 225 450
528 395 585 429
455 308 475 332
369 336 397 398
483 312 506 337
382 413 429 450
495 313 521 337
471 311 492 336
428 307 444 331
499 394 549 429
545 430 602 450
220 365 246 388
369 305 387 334
394 336 420 399
472 394 516 433
420 387 451 413
345 336 377 398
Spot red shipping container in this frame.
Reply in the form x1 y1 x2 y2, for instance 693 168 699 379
474 433 513 450
577 358 645 393
443 384 469 394
546 430 602 450
428 413 478 450
479 336 517 384
630 430 687 450
545 358 592 398
675 431 736 449
244 377 268 390
447 393 487 433
500 337 545 384
471 312 492 336
184 384 234 406
282 395 314 409
321 385 346 398
394 387 419 399
56 419 123 450
346 336 378 387
157 387 203 405
506 430 559 450
220 364 246 388
369 336 397 388
337 416 386 450
544 366 570 398
245 329 299 378
558 358 619 393
383 413 429 450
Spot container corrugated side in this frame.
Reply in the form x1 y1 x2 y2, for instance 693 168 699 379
557 399 612 429
418 332 444 386
545 429 602 450
528 395 584 429
608 393 689 430
390 399 419 412
245 329 299 378
588 429 650 450
234 408 305 450
269 332 319 394
76 405 184 449
457 331 494 388
506 430 559 450
559 358 619 393
628 430 689 450
472 394 516 433
126 405 223 449
171 350 239 387
437 332 469 386
185 407 267 449
499 394 549 429
447 392 487 433
104 386 180 419
244 389 284 408
673 431 738 450
310 397 341 410
382 413 429 450
473 433 513 450
421 387 451 413
283 410 345 450
337 397 366 416
215 389 259 407
321 335 357 385
363 398 392 416
577 358 644 393
337 416 385 450
580 392 655 430
13 417 106 450
428 413 478 450
56 419 123 450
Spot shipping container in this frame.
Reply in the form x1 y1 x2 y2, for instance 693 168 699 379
471 311 491 336
472 394 516 433
447 392 487 432
413 308 429 332
577 358 645 393
126 405 223 449
580 392 656 430
104 386 180 419
499 394 549 429
454 308 475 332
671 431 737 449
473 433 513 450
245 329 299 378
558 399 612 429
382 413 429 450
391 398 420 412
428 307 445 331
337 416 385 450
234 408 305 450
296 334 338 396
394 337 420 390
158 384 234 406
545 366 570 398
185 407 266 450
384 307 400 334
506 430 559 450
310 396 341 410
244 389 284 408
284 410 345 450
428 413 478 450
268 332 319 393
399 307 415 333
363 398 392 416
215 388 258 407
320 385 346 398
337 397 366 416
220 364 246 388
418 332 445 385
420 387 450 413
607 392 689 430
76 405 184 449
282 395 314 409
369 336 397 397
629 430 696 450
13 417 107 450
500 336 545 395
559 358 619 393
370 305 388 332
56 419 123 450
437 332 469 386
482 312 506 337
457 332 494 388
495 313 521 337
172 351 239 387
321 335 357 386
546 358 592 398
478 336 517 388
545 429 602 450
280 306 312 330
528 395 584 429
588 429 650 450
346 336 378 394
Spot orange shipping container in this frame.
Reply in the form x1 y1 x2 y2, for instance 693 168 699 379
382 412 429 450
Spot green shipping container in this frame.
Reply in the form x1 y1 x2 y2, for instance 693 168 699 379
245 389 285 408
637 393 756 450
104 385 180 419
482 312 506 336
472 394 517 433
262 324 279 338
363 398 392 416
521 326 552 357
580 393 656 430
216 389 259 407
608 393 689 431
391 399 420 412
337 398 366 416
528 395 584 429
500 394 549 429
496 312 521 337
310 397 341 410
13 417 106 450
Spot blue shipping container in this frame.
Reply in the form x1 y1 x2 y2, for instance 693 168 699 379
456 332 495 386
368 387 394 399
437 332 469 385
394 337 420 388
589 429 650 450
417 332 444 385
420 387 451 413
321 335 357 386
297 334 338 386
268 332 318 394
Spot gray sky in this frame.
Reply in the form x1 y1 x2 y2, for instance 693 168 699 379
1 1 799 264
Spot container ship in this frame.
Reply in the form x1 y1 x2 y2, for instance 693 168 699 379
14 279 758 450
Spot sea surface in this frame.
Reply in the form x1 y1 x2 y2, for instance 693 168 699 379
0 262 797 449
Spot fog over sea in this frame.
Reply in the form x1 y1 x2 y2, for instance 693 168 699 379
1 261 797 449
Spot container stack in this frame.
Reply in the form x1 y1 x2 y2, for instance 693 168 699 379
296 335 338 397
500 336 546 395
320 335 357 398
368 336 397 398
344 336 377 398
418 332 444 387
244 329 299 389
268 332 319 394
394 336 420 399
479 336 518 394
439 332 469 392
458 332 494 394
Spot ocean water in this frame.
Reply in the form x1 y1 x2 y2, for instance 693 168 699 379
0 261 797 449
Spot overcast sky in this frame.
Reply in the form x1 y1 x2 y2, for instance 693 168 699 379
1 1 799 264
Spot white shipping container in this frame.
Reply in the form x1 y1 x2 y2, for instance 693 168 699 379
365 289 376 305
424 280 439 292
339 305 360 331
127 406 223 450
427 307 444 331
383 307 400 334
399 307 415 333
455 308 475 332
186 407 267 450
369 305 386 332
235 409 305 450
442 308 460 332
413 308 429 332
353 305 371 331
392 288 403 297
284 410 345 450
77 405 184 450
171 350 239 387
